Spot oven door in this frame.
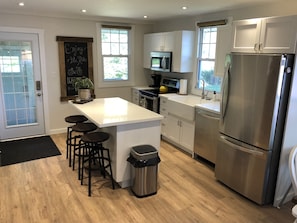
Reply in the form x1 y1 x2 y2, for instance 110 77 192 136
139 92 159 113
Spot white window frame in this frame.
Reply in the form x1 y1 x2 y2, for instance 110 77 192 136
192 20 228 96
96 23 135 88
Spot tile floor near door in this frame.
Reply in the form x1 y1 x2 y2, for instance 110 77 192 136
0 133 294 223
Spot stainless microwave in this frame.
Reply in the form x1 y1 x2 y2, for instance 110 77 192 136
150 51 172 72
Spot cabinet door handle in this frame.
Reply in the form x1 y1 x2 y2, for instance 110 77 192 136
259 43 263 51
254 43 258 52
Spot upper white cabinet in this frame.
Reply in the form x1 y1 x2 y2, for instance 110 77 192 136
231 16 297 53
214 24 232 77
144 30 195 73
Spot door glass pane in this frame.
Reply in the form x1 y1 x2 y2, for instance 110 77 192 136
0 40 37 127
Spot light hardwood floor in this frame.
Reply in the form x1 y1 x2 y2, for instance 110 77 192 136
0 133 294 223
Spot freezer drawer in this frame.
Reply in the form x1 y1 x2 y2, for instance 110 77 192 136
215 135 273 204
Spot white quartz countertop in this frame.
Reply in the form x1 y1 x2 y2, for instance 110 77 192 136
70 97 163 128
196 101 220 114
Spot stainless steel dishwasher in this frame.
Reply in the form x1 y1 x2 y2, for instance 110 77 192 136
194 107 220 164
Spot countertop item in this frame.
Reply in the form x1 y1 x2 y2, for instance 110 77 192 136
70 97 163 128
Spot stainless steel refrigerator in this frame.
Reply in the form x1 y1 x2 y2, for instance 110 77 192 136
215 53 295 205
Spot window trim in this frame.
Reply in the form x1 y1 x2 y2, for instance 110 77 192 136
96 23 135 88
191 24 223 96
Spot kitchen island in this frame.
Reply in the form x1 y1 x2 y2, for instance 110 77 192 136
70 97 163 188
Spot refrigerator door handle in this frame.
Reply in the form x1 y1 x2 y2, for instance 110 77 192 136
221 63 230 121
220 135 264 156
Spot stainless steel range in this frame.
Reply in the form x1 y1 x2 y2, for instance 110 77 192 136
139 77 180 113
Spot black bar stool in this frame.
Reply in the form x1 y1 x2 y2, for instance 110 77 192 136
80 131 115 196
69 122 97 168
65 115 88 160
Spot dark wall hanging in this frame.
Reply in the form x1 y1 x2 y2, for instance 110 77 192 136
56 36 94 101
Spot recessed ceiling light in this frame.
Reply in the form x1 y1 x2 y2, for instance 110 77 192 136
18 2 25 6
81 9 87 13
182 6 187 10
144 15 148 19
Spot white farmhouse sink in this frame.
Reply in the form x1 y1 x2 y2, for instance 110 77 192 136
165 94 220 121
166 95 207 121
167 99 195 121
168 94 211 106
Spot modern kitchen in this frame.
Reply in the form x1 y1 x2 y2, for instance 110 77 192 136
1 0 297 222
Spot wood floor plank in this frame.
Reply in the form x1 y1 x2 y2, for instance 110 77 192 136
0 133 294 223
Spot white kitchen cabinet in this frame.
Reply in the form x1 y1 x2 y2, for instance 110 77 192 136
143 32 174 69
131 88 140 105
166 114 195 153
214 24 232 77
231 16 297 53
143 30 194 72
159 96 169 136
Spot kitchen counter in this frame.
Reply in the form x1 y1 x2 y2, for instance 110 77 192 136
70 97 163 127
70 97 163 188
196 101 220 114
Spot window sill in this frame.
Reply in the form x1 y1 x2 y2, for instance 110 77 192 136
98 80 134 88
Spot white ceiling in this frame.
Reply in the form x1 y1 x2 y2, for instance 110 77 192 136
0 0 281 22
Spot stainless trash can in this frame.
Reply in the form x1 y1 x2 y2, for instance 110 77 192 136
127 145 161 198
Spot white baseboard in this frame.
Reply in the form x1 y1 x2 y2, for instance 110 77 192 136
49 128 67 135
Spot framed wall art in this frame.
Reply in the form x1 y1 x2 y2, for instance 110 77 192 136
56 36 94 101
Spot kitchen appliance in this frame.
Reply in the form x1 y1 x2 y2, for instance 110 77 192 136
194 107 220 164
150 74 162 87
215 53 295 205
179 79 188 95
139 77 179 113
150 51 172 72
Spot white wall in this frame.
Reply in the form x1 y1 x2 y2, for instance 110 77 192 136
0 13 153 134
153 1 297 32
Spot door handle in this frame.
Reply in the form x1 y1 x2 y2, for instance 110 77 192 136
36 93 42 96
36 81 41 91
221 63 230 121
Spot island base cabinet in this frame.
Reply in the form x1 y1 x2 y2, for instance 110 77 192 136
102 120 161 188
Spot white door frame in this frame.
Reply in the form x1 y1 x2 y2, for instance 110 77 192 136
0 26 49 138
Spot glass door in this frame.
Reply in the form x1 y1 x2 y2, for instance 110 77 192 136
0 32 45 140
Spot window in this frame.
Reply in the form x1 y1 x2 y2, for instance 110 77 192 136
0 56 20 73
196 27 222 93
100 26 130 84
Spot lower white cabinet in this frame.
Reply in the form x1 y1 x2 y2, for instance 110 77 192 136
160 95 196 155
166 115 195 153
131 88 140 105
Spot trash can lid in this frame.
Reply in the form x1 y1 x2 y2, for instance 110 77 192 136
131 145 158 160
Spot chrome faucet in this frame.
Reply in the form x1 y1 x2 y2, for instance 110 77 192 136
201 80 206 99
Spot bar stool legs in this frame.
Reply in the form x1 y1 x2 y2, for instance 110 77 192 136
70 122 98 170
79 132 115 196
65 115 88 161
98 146 115 190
